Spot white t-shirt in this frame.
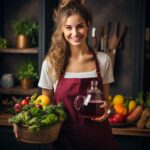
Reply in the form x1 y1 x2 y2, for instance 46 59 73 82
38 52 114 91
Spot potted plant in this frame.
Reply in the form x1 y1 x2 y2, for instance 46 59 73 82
11 19 39 48
0 38 8 48
16 59 38 89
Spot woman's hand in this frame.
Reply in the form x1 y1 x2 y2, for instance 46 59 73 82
13 123 20 140
91 101 110 122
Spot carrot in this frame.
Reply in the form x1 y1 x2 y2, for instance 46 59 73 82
126 105 143 122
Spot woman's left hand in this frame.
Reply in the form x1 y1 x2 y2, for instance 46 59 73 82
91 101 110 122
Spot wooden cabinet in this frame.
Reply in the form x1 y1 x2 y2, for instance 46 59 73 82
0 48 38 96
0 1 57 150
0 0 57 97
0 0 39 97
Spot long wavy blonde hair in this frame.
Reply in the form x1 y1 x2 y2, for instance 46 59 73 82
45 0 92 82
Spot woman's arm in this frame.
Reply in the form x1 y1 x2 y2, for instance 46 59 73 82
91 83 110 122
42 88 54 101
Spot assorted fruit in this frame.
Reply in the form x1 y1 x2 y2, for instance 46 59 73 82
108 92 145 126
8 93 67 132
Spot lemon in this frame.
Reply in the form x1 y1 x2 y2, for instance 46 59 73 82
35 95 51 106
113 94 124 105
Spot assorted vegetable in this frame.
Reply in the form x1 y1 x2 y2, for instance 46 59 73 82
126 105 143 123
136 92 150 129
8 94 67 132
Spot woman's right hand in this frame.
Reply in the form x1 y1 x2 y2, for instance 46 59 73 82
13 124 19 140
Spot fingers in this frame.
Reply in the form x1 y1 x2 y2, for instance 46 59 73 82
91 112 109 122
91 101 109 122
99 101 107 108
13 124 19 140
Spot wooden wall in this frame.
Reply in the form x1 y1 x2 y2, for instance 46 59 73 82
84 0 145 97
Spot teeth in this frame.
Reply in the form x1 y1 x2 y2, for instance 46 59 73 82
72 38 81 41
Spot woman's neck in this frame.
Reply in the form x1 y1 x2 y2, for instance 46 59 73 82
70 44 89 58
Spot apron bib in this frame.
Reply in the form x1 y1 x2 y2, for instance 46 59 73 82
51 50 118 150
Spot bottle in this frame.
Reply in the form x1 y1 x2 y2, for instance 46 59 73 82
74 80 107 118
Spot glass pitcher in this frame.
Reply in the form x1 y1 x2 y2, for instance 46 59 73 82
74 80 107 119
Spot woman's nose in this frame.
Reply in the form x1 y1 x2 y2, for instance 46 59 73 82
72 28 78 36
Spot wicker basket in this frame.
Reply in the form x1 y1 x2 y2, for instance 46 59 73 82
17 122 62 144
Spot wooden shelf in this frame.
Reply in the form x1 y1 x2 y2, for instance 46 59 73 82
0 87 38 95
0 48 38 54
0 113 13 126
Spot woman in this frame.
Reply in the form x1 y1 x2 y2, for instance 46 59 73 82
38 0 118 149
14 0 118 149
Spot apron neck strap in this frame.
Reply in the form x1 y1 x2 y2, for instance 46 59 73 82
90 50 101 81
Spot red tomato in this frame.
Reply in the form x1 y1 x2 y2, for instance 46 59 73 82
108 116 114 124
113 113 124 123
112 117 118 123
21 99 29 106
108 113 124 124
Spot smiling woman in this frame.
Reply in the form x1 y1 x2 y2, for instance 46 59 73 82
36 0 117 149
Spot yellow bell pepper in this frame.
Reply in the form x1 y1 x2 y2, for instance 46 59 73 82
128 100 137 113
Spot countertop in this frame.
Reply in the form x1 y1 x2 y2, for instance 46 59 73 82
0 113 150 137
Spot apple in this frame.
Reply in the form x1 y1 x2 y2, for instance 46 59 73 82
21 99 29 106
35 104 42 109
14 102 22 112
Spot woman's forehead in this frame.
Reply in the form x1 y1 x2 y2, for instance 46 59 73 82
63 14 85 25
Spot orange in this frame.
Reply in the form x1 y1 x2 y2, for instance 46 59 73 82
35 95 51 106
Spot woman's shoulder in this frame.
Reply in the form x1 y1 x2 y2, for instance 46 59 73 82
42 59 52 69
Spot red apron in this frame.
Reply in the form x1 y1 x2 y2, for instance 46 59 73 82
52 51 118 150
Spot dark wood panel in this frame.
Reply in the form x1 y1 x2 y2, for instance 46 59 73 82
0 48 38 54
0 87 38 95
84 0 145 97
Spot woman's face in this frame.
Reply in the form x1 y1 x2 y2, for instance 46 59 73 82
62 14 88 47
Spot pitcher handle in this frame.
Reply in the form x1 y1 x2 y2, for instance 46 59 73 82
92 101 109 122
74 95 85 111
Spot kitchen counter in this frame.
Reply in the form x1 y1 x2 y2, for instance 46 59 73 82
0 113 150 137
112 126 150 137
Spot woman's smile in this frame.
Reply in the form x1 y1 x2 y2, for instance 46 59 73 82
62 14 88 47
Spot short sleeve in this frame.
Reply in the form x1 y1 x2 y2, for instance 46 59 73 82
38 60 54 90
97 52 114 84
